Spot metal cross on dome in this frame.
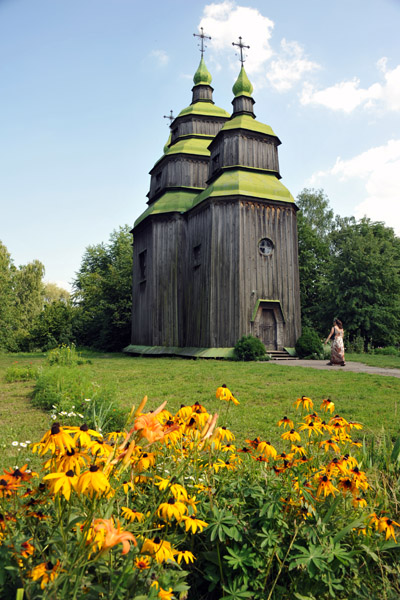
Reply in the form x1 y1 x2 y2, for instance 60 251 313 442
232 36 250 64
163 110 174 125
193 27 211 56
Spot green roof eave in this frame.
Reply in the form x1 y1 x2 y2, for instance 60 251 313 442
164 136 211 157
177 101 230 119
222 114 278 138
192 170 294 207
134 190 199 227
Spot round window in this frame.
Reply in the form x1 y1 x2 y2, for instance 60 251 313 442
258 238 274 256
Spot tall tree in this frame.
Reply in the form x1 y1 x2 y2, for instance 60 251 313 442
0 242 17 350
329 218 400 347
296 189 335 332
73 225 133 351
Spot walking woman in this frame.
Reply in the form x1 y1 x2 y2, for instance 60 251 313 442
325 319 346 366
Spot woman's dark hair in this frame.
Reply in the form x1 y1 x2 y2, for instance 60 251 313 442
335 319 343 329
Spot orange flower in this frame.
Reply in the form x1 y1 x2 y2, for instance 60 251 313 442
134 413 164 444
92 518 137 554
294 396 313 411
320 399 335 413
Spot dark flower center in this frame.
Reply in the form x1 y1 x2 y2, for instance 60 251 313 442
51 423 61 435
89 465 99 473
66 470 74 477
80 424 89 432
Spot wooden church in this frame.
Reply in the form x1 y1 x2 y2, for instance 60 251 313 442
125 36 301 358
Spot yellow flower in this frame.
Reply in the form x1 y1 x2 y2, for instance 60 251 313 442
293 396 313 411
151 581 174 599
256 441 277 459
316 475 338 498
319 439 340 454
281 429 301 443
43 469 78 501
141 536 175 563
158 498 187 522
277 416 294 429
121 506 144 522
352 496 367 509
338 477 357 497
181 515 208 534
299 421 322 438
320 398 335 413
29 560 61 589
216 385 239 405
38 423 75 455
55 448 88 475
68 423 103 447
134 555 151 570
175 550 196 564
378 517 400 542
76 465 112 497
93 518 137 554
215 427 235 442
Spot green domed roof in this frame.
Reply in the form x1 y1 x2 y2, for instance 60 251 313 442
232 66 253 98
163 132 172 154
177 101 230 119
193 56 212 86
222 114 279 139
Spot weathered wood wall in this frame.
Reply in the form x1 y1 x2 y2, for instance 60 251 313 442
149 157 209 200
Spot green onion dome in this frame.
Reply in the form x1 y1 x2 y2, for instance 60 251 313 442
232 66 253 97
193 56 212 86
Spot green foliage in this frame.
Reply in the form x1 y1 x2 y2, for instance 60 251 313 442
346 334 365 354
31 300 76 350
373 346 400 356
234 335 266 361
295 327 323 359
32 364 125 431
46 344 89 366
4 364 39 382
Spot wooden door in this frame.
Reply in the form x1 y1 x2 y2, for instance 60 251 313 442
259 309 277 350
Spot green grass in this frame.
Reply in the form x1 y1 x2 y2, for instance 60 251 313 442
1 351 400 471
347 352 400 369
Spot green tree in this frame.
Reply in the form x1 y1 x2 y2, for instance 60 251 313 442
0 241 17 350
13 260 45 349
329 218 400 347
43 282 70 304
296 189 335 332
30 299 75 350
73 225 133 351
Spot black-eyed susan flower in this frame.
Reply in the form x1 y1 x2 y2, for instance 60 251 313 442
175 550 196 564
316 475 338 498
55 448 88 475
299 421 322 438
141 536 175 563
76 465 111 497
134 555 151 570
245 436 261 449
216 385 239 405
215 426 235 442
291 444 307 456
256 441 277 459
294 396 313 411
89 439 113 458
378 517 400 542
92 517 137 554
352 496 367 509
121 506 144 522
20 539 35 558
151 581 174 600
157 498 187 522
3 464 36 483
319 439 340 453
281 429 301 443
43 470 78 501
277 416 294 429
38 423 75 455
0 477 21 497
29 560 62 589
350 466 369 491
69 423 102 447
337 477 357 496
320 398 335 413
181 515 208 534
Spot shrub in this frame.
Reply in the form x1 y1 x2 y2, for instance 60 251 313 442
4 364 39 382
46 343 91 366
32 365 124 431
347 334 365 353
295 327 323 359
373 346 400 356
234 335 266 361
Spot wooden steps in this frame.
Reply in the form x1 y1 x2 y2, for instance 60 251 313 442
268 350 298 360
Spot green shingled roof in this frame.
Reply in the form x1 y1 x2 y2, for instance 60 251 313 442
134 190 200 227
192 169 294 206
222 114 278 138
164 136 211 157
177 101 230 119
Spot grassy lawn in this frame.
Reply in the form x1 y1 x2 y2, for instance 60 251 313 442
1 350 400 472
347 352 400 369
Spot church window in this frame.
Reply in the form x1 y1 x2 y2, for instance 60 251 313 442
139 250 147 281
258 238 274 256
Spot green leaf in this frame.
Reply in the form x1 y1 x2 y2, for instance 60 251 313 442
390 436 400 463
332 518 364 544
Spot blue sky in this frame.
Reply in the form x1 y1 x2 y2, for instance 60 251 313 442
1 0 399 291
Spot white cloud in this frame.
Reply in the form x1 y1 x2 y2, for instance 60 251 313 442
310 140 400 235
300 58 400 113
199 1 274 74
266 39 320 92
150 50 169 67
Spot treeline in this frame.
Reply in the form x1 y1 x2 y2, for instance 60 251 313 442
0 226 132 353
1 191 400 353
298 189 400 349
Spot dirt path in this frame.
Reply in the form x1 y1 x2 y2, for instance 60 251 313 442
273 360 400 378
